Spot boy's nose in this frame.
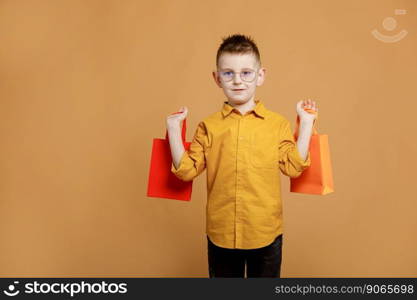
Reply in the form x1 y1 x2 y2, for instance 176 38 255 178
232 73 242 83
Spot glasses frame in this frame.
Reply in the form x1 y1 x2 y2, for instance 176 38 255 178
216 68 259 82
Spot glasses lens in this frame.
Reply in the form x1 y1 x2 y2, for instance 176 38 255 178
220 71 233 81
241 70 255 82
218 70 257 82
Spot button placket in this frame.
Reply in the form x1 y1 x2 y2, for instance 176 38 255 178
235 118 245 247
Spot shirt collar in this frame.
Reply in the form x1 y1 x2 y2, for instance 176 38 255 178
221 99 266 119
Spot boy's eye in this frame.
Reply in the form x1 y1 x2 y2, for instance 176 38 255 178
223 71 233 76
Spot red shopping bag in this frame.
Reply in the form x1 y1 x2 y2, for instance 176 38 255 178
147 115 192 201
290 110 334 195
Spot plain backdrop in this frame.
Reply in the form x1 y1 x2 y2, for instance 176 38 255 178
0 0 416 277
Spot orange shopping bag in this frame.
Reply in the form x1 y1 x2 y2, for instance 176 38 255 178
290 110 334 195
147 114 192 201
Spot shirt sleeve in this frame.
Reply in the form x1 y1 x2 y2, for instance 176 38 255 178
170 121 207 182
278 119 311 178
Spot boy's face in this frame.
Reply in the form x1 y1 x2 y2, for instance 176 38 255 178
212 52 265 106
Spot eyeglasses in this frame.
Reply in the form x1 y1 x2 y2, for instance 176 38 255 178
217 69 258 82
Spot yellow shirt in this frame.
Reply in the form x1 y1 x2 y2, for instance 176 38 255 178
171 99 311 249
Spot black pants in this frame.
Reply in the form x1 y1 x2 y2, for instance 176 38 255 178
207 234 283 278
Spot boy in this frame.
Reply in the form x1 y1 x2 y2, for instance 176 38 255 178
166 34 317 278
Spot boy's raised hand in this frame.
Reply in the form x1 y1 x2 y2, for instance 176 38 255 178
296 99 318 123
166 106 188 129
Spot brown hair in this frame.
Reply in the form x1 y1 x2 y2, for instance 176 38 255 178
216 33 261 68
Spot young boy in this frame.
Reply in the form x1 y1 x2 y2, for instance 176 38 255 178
166 34 317 278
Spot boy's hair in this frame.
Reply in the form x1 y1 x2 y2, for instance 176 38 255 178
216 34 261 68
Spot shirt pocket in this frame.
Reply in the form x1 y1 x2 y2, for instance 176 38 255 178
250 131 278 169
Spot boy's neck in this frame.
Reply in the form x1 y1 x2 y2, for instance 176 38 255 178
227 97 257 116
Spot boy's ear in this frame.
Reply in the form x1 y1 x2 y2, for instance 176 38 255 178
256 67 266 86
212 71 222 88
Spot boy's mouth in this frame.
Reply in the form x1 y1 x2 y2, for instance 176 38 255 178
232 89 245 92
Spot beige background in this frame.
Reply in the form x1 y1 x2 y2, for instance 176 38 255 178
0 0 416 277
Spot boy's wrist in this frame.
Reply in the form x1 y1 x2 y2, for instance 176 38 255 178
167 120 182 131
299 118 314 126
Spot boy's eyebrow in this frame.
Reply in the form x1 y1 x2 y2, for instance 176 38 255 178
219 67 255 71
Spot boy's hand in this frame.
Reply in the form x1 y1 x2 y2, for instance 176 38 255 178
166 106 188 129
296 99 318 123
